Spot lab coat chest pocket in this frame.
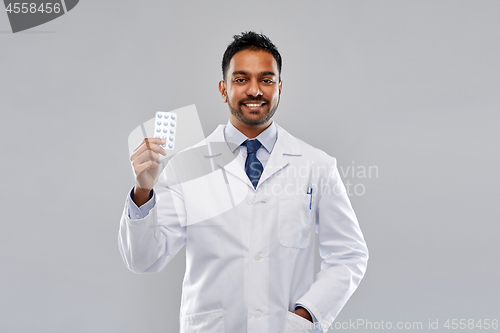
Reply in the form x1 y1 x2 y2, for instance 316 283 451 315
180 309 224 333
278 194 313 249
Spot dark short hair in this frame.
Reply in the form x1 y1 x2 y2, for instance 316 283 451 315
222 31 282 81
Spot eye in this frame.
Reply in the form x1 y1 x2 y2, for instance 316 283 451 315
262 79 274 84
234 78 246 83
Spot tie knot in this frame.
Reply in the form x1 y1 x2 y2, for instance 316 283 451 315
243 139 262 154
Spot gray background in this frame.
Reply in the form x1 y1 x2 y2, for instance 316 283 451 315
1 1 499 332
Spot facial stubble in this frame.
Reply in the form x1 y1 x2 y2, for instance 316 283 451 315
227 94 280 126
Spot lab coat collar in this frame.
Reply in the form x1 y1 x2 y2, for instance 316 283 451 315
203 123 301 190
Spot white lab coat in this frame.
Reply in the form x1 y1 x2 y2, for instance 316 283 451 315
119 124 368 333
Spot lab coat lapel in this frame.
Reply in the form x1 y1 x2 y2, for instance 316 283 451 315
203 125 253 188
257 124 301 187
216 152 253 188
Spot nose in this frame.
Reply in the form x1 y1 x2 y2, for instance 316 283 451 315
245 79 263 97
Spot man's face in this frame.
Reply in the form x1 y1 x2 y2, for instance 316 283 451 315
219 49 282 128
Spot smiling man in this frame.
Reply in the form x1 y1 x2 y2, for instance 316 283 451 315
120 32 368 333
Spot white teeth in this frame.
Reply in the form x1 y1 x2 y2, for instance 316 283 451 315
246 103 263 107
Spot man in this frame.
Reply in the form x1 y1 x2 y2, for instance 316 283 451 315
119 31 368 333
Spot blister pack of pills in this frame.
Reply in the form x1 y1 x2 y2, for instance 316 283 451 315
154 111 177 150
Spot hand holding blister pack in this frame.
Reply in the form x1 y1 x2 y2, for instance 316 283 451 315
128 104 205 190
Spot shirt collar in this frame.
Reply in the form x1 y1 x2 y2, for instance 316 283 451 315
224 120 277 153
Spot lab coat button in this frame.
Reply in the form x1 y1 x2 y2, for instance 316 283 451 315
253 311 262 319
254 253 262 261
135 214 141 218
246 197 254 205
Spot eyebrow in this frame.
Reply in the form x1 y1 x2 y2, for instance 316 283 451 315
232 71 276 77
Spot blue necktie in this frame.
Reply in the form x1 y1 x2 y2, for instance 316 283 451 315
243 139 263 189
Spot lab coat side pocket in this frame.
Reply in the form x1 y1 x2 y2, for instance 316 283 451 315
285 311 315 333
278 194 313 249
180 309 224 333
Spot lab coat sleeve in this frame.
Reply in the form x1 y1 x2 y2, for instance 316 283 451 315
118 164 187 274
126 188 155 220
295 157 369 330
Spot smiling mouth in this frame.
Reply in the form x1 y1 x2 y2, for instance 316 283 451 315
241 101 266 108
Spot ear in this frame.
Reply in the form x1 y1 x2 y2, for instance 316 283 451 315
218 80 227 103
278 80 282 95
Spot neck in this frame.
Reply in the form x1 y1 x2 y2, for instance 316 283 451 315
230 118 272 139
